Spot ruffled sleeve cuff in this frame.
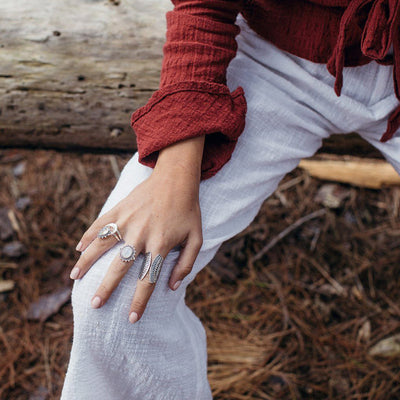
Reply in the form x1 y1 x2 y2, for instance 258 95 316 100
130 81 247 180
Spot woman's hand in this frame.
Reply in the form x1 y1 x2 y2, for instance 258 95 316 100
69 135 205 323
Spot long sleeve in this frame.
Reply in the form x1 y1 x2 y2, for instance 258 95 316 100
130 0 247 180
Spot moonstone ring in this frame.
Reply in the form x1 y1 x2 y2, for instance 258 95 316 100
119 244 136 263
97 223 123 242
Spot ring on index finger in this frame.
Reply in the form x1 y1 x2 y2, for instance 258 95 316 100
138 252 164 284
97 222 123 242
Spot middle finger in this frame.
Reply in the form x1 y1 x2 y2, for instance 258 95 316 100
91 236 144 308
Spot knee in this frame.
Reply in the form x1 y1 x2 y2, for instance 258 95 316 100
69 249 184 353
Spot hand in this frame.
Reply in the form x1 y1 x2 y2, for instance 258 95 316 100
69 136 205 323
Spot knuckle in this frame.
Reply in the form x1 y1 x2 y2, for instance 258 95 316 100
98 283 112 298
150 240 166 252
180 265 193 276
88 221 103 237
150 233 170 251
141 279 155 289
133 224 146 239
78 252 90 265
131 298 147 312
193 236 203 250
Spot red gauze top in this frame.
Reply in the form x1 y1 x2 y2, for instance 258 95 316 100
131 0 400 180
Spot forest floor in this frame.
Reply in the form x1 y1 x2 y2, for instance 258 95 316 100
1 148 400 400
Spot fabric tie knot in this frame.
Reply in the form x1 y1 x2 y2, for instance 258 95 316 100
327 0 400 142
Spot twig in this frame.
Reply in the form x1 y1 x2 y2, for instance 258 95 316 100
251 209 327 262
108 155 120 180
307 258 347 296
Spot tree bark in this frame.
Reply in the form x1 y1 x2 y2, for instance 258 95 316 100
0 0 171 153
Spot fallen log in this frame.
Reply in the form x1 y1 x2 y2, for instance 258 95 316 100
299 155 400 189
0 0 171 153
0 0 387 158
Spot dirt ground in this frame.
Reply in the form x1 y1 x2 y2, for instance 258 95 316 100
1 148 400 400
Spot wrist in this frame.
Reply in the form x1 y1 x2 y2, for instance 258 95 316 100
154 136 205 181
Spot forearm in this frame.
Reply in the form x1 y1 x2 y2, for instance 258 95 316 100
130 0 246 180
161 0 242 88
154 135 205 183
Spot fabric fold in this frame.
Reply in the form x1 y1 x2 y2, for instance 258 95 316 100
326 0 400 142
131 81 247 180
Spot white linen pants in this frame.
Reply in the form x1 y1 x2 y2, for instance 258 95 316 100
61 15 400 400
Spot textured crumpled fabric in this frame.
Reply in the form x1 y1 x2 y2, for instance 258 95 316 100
327 0 400 142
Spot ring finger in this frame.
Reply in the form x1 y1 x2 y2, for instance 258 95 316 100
128 246 167 323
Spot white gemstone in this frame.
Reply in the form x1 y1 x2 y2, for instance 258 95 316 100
99 227 109 237
121 246 134 259
107 223 117 234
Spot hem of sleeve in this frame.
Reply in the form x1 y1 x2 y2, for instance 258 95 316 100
130 81 247 180
131 81 244 124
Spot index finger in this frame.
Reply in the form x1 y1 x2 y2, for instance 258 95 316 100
129 251 165 323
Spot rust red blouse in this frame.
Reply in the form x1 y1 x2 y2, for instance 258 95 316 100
131 0 400 180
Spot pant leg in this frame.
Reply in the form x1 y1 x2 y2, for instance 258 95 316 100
59 17 348 400
279 30 400 174
352 69 400 174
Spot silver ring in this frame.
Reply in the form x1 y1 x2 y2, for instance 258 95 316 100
138 253 164 283
138 252 152 280
97 223 123 242
119 244 136 262
149 254 163 283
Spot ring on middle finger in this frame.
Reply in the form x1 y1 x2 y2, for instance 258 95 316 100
119 244 137 262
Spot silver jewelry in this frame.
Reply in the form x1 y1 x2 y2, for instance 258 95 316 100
119 244 136 262
97 223 123 242
138 252 152 280
149 254 163 284
138 253 164 283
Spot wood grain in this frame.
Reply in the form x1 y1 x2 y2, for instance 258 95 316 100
0 0 171 152
0 1 389 159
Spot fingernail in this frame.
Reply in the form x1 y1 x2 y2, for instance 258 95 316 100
91 296 101 309
76 241 83 252
129 312 139 324
70 267 80 280
173 280 182 290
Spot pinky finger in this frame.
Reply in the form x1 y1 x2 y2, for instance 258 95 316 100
168 234 202 291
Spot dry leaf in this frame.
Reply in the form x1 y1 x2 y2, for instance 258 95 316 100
314 184 350 208
0 207 14 240
0 280 15 293
369 334 400 357
26 287 71 322
29 385 48 400
357 320 371 342
2 241 27 258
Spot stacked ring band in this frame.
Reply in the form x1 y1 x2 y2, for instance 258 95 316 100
138 252 164 284
138 252 152 280
149 255 163 284
119 244 136 262
97 223 123 242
